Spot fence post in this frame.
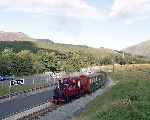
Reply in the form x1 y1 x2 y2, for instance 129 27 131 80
9 85 11 100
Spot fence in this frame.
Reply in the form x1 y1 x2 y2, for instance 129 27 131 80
2 101 51 120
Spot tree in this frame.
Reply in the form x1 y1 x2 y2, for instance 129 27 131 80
0 48 16 75
13 50 33 76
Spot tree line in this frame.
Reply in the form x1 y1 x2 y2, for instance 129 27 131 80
0 48 149 77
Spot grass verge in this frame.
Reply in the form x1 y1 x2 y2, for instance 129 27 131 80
75 64 150 120
0 85 33 96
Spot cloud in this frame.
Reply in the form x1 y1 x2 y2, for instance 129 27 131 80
0 0 99 19
110 0 147 17
110 0 150 23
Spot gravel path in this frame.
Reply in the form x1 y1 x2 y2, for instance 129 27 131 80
40 78 113 120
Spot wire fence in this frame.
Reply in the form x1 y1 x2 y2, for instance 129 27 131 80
0 73 58 100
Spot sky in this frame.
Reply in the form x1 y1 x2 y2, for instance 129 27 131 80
0 0 150 50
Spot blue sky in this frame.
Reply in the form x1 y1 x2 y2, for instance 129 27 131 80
0 0 150 50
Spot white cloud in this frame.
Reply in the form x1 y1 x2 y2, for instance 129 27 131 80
110 0 147 17
110 0 150 23
0 0 99 19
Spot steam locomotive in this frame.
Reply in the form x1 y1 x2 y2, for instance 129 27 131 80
53 71 108 104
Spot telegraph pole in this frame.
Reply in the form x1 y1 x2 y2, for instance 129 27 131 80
9 82 11 100
122 51 125 59
112 59 115 72
113 62 115 72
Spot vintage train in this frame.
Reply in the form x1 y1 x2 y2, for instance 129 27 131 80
53 71 108 104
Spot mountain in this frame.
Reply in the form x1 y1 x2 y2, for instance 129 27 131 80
0 31 115 58
0 31 34 41
0 31 143 58
124 40 150 58
0 32 55 52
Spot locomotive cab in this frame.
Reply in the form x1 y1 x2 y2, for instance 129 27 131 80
53 77 80 103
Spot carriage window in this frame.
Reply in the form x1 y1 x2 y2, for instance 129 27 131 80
64 84 69 88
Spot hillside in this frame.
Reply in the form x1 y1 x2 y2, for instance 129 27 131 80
124 40 150 58
0 31 114 57
0 31 150 61
36 39 54 44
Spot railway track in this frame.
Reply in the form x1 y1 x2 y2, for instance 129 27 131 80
3 101 62 120
17 102 61 120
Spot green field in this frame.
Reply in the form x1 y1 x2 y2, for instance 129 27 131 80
75 64 150 120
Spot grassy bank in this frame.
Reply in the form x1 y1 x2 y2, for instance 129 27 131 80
0 87 8 96
0 83 51 96
75 64 150 120
0 85 33 96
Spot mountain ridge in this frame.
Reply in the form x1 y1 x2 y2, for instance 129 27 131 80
0 31 146 58
0 31 116 58
0 31 34 41
124 40 150 58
